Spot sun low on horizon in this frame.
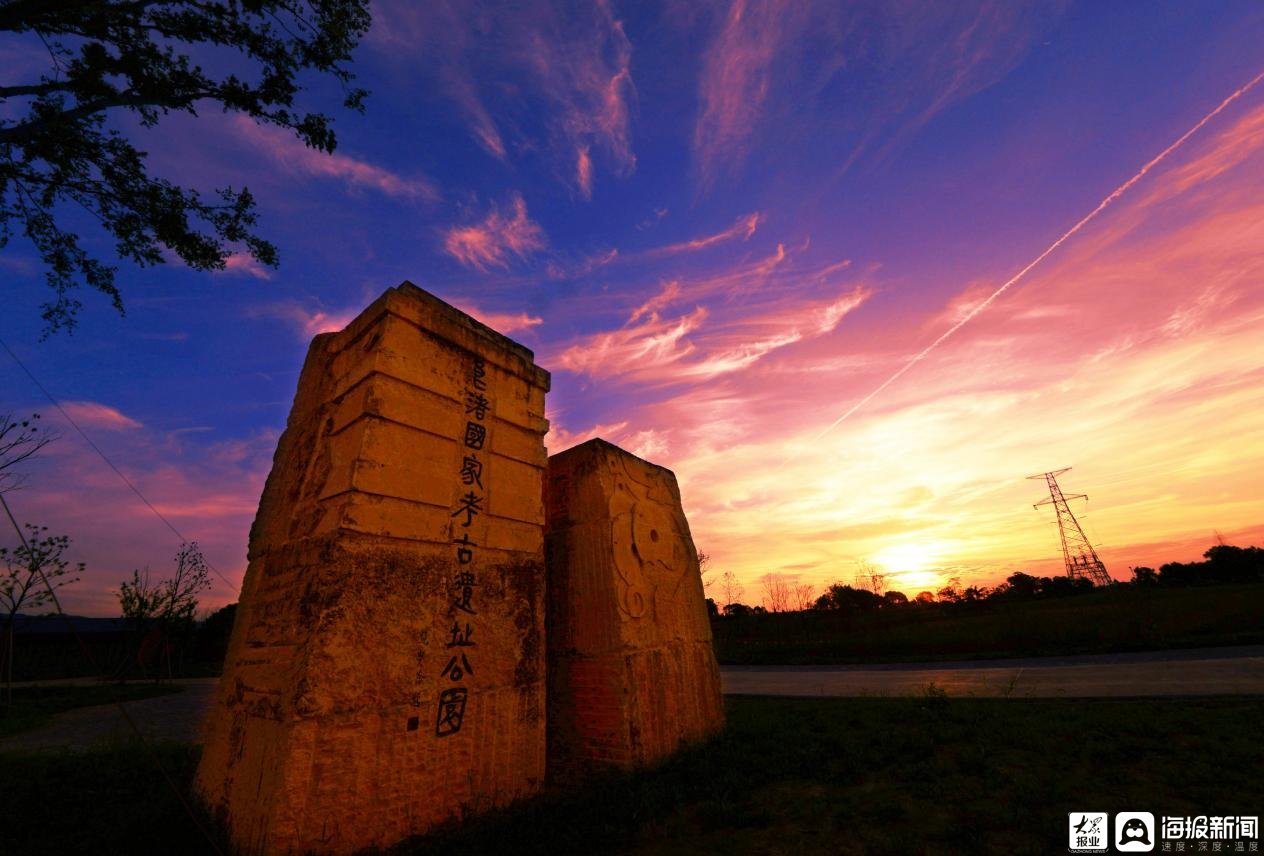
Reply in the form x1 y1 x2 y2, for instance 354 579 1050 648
3 1 1263 616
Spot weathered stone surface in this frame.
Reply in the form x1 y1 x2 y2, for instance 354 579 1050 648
544 439 724 780
195 282 550 855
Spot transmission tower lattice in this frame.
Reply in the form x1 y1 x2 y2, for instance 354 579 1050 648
1027 468 1113 586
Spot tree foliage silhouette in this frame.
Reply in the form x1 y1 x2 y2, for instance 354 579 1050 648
0 524 82 704
0 0 371 333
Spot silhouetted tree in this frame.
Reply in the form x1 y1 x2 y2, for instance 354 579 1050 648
1 0 372 332
814 583 882 612
0 524 81 704
1202 544 1264 584
883 590 909 607
1131 566 1158 586
761 573 792 613
936 577 962 604
719 570 744 609
705 597 718 618
914 591 936 605
0 412 59 493
118 541 211 679
1004 572 1041 600
853 560 886 596
722 602 752 617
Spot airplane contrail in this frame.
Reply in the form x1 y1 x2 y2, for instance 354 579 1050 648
811 68 1264 444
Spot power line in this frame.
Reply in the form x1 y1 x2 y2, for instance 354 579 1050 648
810 67 1264 443
1027 468 1113 586
0 336 240 595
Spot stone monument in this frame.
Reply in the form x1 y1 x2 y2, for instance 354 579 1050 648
195 282 551 855
544 438 724 780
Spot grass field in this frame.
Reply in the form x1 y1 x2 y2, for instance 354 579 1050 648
0 683 182 739
2 695 1260 855
712 583 1264 665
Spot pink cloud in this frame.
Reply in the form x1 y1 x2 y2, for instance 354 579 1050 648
250 295 542 341
543 417 630 454
443 194 547 270
644 212 762 257
10 427 277 615
450 300 544 335
689 2 1063 185
613 101 1264 599
552 284 871 384
220 252 273 280
58 401 142 431
576 146 594 198
232 116 438 201
629 281 682 323
546 248 619 281
553 307 707 378
692 0 795 185
249 301 359 338
368 1 635 193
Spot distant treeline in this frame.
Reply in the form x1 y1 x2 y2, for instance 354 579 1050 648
712 543 1264 617
3 602 237 681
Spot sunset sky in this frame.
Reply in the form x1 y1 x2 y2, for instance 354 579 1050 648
3 1 1263 615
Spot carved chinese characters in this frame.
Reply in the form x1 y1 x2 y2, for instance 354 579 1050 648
195 283 550 855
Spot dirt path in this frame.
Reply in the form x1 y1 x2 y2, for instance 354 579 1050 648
721 646 1264 697
4 647 1262 753
0 678 218 753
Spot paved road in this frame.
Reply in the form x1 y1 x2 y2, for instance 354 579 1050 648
0 678 218 754
3 647 1261 752
722 646 1264 698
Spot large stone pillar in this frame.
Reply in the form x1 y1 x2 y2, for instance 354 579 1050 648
544 439 724 781
195 282 550 855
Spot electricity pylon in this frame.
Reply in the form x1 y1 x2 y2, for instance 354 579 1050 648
1027 468 1113 586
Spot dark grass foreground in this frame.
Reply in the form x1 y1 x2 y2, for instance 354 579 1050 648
1 696 1261 855
0 683 182 739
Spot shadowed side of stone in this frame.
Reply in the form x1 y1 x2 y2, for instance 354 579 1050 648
544 438 724 781
194 282 550 855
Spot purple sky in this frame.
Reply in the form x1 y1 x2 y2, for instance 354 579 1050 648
3 1 1263 614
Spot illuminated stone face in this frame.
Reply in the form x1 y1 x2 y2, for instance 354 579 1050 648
544 439 725 781
195 282 550 855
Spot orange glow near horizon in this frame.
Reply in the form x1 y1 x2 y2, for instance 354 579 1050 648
5 5 1262 617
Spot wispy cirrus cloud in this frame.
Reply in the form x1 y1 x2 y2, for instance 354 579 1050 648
232 116 438 201
545 247 619 281
443 194 547 270
637 92 1264 596
451 300 544 335
543 414 630 454
249 293 542 340
643 212 762 258
692 0 803 186
369 0 635 196
552 283 871 384
554 307 707 379
248 301 358 338
689 0 1065 185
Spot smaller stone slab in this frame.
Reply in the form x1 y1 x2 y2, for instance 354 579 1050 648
544 439 724 780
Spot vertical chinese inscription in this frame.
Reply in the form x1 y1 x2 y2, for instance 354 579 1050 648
434 355 490 737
